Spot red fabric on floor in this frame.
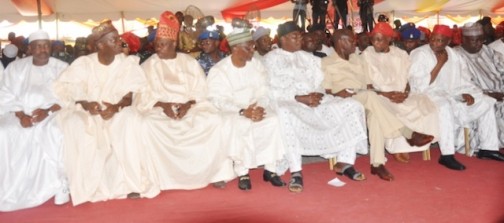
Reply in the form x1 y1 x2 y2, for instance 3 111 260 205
1 149 503 223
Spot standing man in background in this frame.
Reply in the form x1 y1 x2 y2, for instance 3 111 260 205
291 0 308 31
333 0 348 29
310 0 329 28
358 0 374 32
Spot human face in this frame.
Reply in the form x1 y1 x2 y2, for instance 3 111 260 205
302 34 317 52
357 34 370 51
232 40 255 62
255 35 272 53
429 33 450 53
281 31 302 52
97 31 122 55
461 35 484 54
370 33 391 53
403 39 419 53
339 33 356 55
199 38 219 54
29 39 51 66
155 38 177 59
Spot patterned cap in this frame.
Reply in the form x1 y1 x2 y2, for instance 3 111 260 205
91 20 118 42
371 22 396 38
278 21 301 38
227 28 252 46
461 22 483 37
252 26 271 41
3 44 18 58
156 11 180 40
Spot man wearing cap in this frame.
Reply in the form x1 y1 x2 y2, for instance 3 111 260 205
400 26 421 54
264 21 368 191
2 44 18 68
196 30 226 76
489 21 504 55
0 30 69 211
452 22 504 160
409 24 502 163
207 23 286 191
135 11 235 191
54 20 160 205
252 26 272 59
362 23 451 170
324 29 435 181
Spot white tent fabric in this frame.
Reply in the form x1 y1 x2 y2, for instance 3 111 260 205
0 0 502 23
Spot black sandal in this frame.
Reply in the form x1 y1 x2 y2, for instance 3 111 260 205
336 165 366 181
288 171 303 193
238 174 251 190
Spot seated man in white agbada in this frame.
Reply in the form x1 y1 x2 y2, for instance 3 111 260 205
409 25 501 165
453 22 504 160
53 21 160 206
207 21 286 191
0 30 69 211
263 21 368 192
136 11 235 190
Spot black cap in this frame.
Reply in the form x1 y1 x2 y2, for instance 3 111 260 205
278 21 301 38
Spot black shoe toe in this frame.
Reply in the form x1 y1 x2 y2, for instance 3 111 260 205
477 150 504 162
238 175 251 190
263 170 286 187
439 155 466 171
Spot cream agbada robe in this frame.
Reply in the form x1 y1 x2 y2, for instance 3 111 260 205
409 45 499 154
322 53 407 165
137 53 235 190
207 56 285 176
53 53 160 206
0 57 67 211
361 46 440 153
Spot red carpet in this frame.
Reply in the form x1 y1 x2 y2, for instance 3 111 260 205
1 150 503 223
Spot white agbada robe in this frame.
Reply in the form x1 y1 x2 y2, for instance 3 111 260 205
53 53 160 206
409 45 499 155
454 45 504 148
263 49 368 173
361 46 440 153
136 53 235 190
0 63 3 82
207 56 286 176
0 57 68 211
489 38 504 56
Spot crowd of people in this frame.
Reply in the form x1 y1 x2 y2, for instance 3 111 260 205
0 8 503 213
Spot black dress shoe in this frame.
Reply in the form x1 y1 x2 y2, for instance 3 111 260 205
238 174 251 190
477 150 504 162
263 170 286 187
438 155 466 171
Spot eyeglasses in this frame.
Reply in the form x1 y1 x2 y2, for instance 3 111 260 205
121 42 128 48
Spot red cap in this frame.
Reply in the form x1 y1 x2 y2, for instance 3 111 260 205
370 22 396 38
156 11 180 40
432 25 452 38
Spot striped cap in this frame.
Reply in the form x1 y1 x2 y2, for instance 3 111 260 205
227 28 252 46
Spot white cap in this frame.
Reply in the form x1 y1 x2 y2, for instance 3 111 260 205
3 44 18 58
252 26 271 41
462 22 483 37
28 30 50 43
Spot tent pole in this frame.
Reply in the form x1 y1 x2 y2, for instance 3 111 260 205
56 13 60 40
121 11 126 33
37 0 42 29
437 11 440 24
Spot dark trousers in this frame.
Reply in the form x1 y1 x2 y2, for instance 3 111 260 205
293 9 307 31
312 11 326 28
360 11 374 32
334 9 347 29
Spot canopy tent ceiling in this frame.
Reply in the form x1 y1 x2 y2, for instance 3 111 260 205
1 0 504 24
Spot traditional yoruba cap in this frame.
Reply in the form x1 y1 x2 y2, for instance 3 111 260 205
91 20 118 42
401 27 421 40
198 30 219 40
252 26 271 41
3 44 18 58
28 30 49 43
156 11 180 40
461 22 484 37
227 28 252 46
121 32 141 53
432 25 452 38
370 22 396 38
278 21 301 38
